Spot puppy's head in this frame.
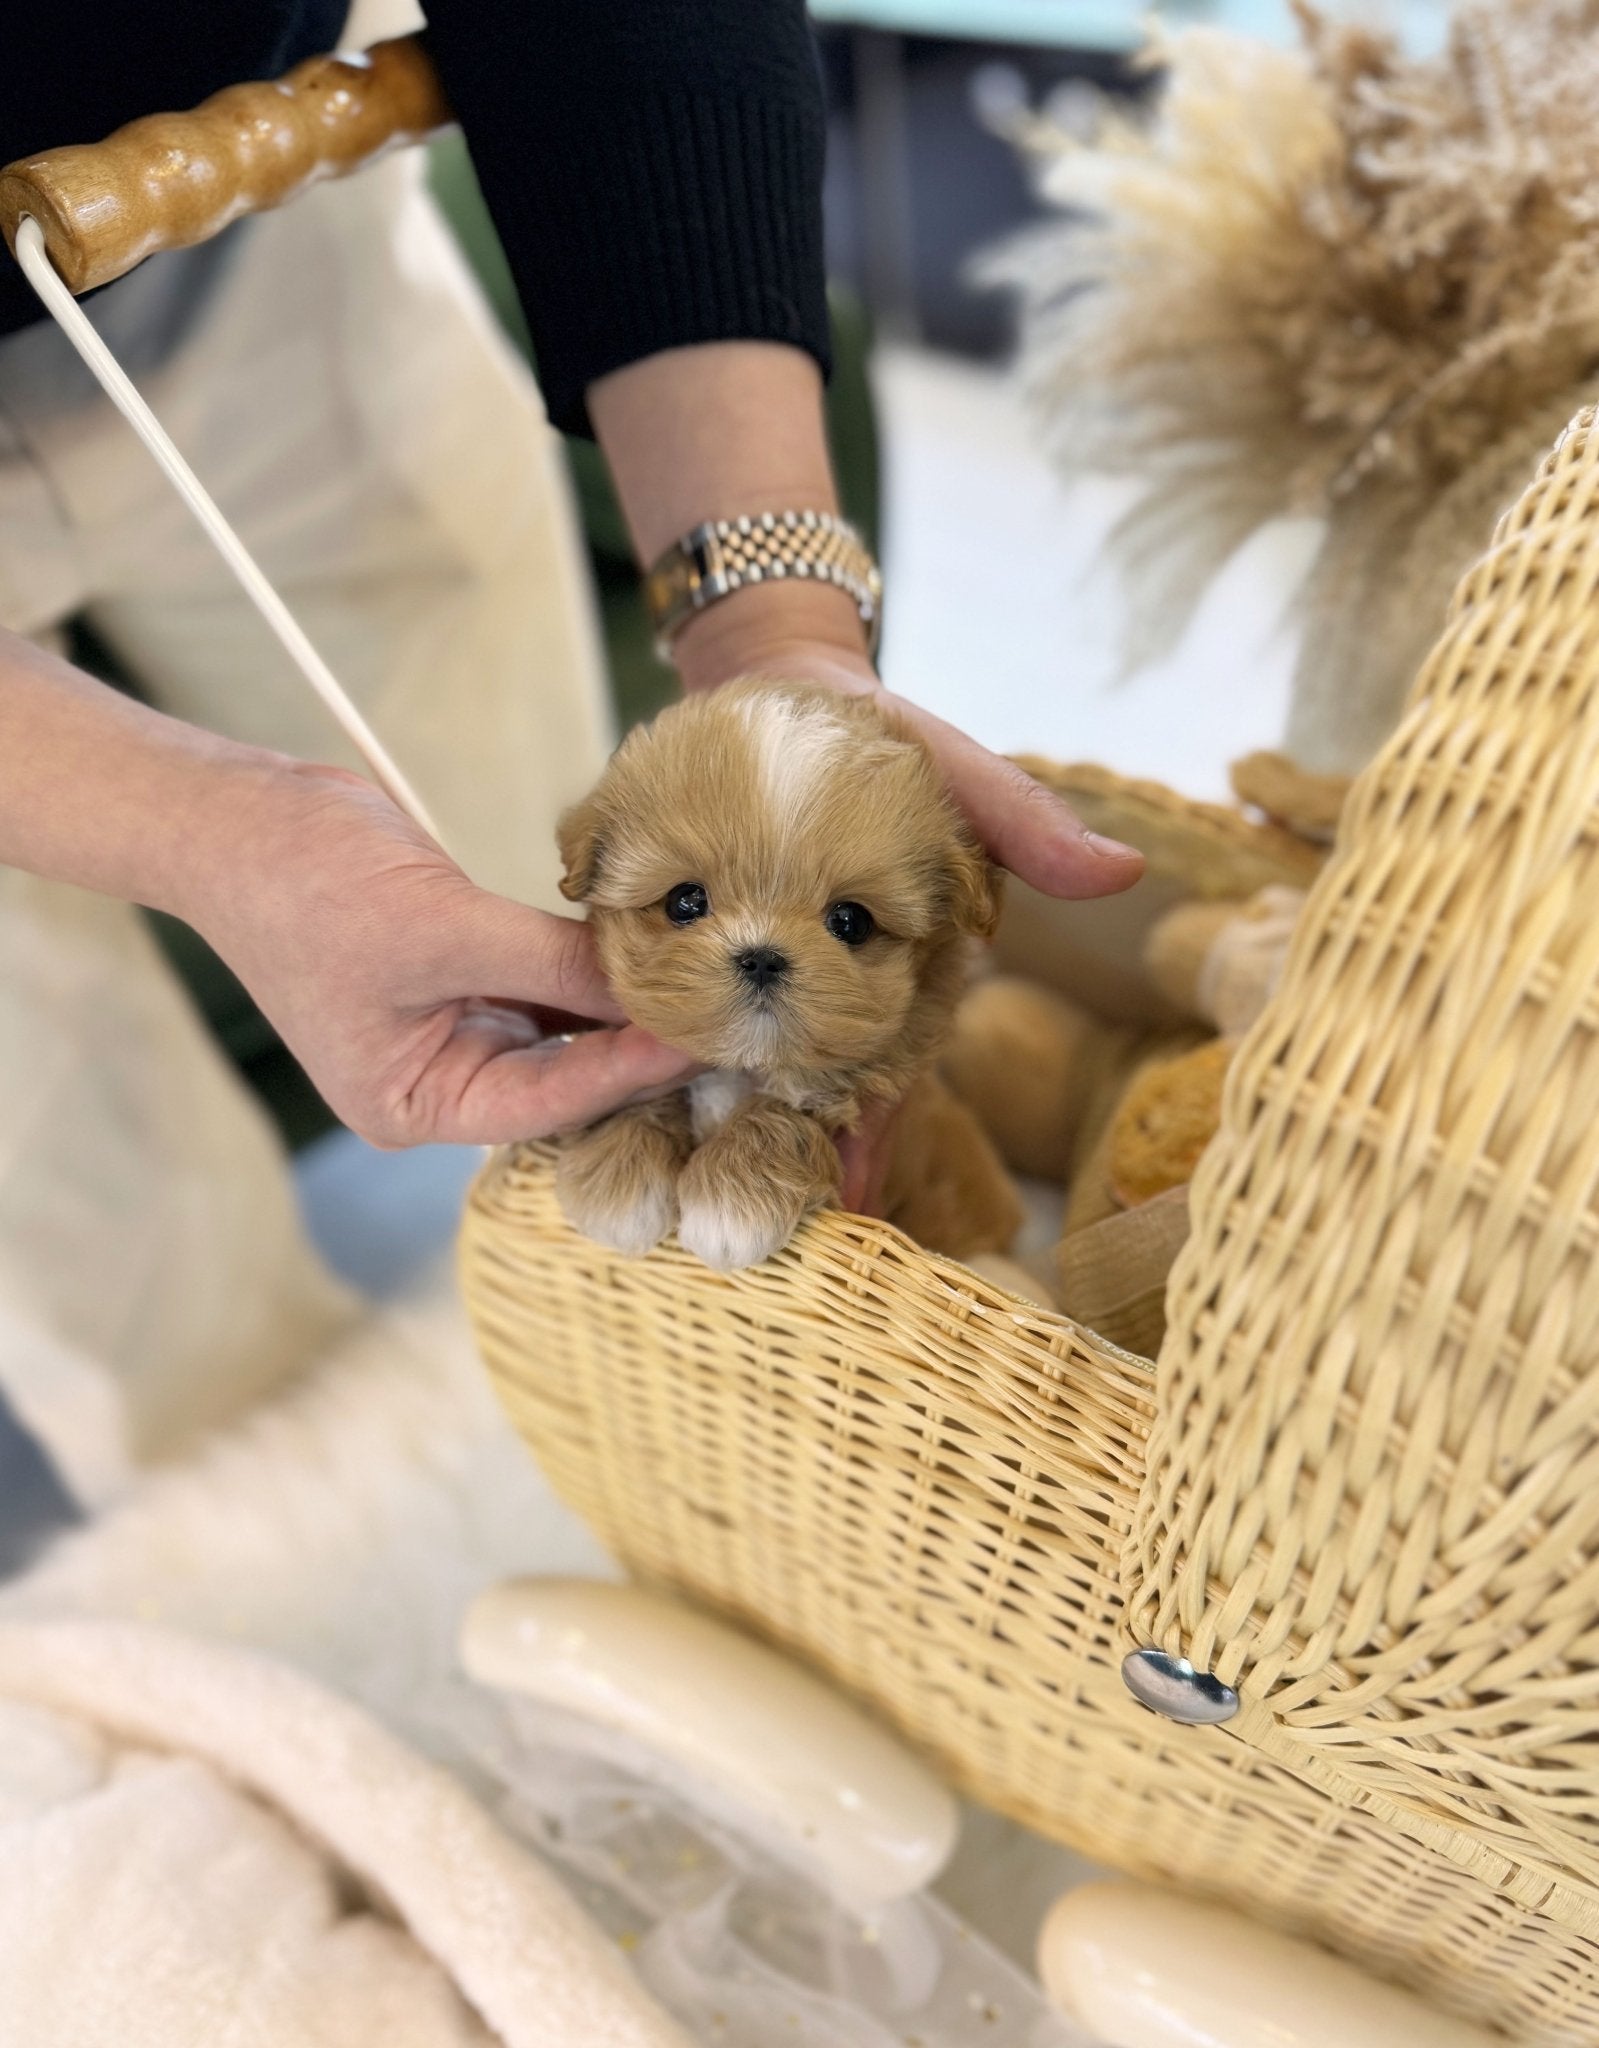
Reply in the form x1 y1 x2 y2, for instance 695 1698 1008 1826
558 681 999 1092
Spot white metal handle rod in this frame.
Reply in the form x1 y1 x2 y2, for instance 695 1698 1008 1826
12 213 446 848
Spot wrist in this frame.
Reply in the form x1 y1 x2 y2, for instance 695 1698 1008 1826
672 580 878 696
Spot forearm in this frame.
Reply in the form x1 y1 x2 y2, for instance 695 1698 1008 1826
426 0 831 439
0 626 292 922
590 344 1143 900
588 341 876 694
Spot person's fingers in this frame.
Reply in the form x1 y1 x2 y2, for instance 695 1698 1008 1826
425 1019 699 1145
423 888 630 1024
836 1097 899 1216
881 690 1145 900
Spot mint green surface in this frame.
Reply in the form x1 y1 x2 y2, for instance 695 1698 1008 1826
809 0 1447 51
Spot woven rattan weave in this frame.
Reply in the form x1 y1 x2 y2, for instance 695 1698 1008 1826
462 409 1599 2043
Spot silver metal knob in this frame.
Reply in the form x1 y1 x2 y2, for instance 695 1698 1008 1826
1122 1648 1240 1725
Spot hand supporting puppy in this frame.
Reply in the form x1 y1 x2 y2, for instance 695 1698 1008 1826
590 343 1145 910
184 762 700 1149
679 613 1146 901
0 626 697 1150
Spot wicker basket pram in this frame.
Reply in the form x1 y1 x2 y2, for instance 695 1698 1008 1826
463 414 1599 2042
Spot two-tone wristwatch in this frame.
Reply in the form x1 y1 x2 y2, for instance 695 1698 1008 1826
644 509 883 661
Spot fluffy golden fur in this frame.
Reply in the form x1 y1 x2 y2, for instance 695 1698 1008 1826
989 0 1599 672
878 1071 1024 1261
554 680 1001 1270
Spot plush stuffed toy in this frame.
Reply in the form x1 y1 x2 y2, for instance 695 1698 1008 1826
940 976 1151 1186
939 859 1320 1351
941 975 1207 1230
1104 1037 1235 1210
1144 885 1306 1037
1229 753 1348 847
1077 882 1306 1236
880 1072 1025 1262
936 745 1333 1344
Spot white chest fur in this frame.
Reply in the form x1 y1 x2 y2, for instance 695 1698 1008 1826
688 1068 758 1142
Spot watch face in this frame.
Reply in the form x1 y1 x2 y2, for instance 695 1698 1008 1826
644 561 686 619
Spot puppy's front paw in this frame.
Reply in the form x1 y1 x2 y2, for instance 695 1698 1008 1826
675 1184 797 1272
676 1098 840 1273
556 1097 691 1256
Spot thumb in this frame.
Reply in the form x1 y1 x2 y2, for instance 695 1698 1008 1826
425 887 628 1025
441 1021 699 1145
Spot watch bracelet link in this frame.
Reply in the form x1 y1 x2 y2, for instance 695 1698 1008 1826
645 509 883 661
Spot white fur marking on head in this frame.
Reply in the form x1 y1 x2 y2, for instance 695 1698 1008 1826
717 912 776 955
738 692 847 824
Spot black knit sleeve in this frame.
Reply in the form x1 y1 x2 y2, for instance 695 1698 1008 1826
419 0 832 437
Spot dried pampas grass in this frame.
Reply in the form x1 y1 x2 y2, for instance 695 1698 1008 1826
990 0 1599 668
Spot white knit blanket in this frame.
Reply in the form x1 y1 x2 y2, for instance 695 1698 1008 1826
0 1264 1084 2045
0 1270 698 2046
1 1262 615 1757
0 1617 690 2048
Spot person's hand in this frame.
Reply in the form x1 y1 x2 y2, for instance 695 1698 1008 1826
175 758 697 1149
675 608 1145 903
673 598 1147 1210
835 1098 898 1215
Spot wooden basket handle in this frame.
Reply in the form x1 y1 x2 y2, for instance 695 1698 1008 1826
0 33 451 297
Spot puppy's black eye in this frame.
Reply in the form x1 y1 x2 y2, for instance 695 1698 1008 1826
825 901 875 946
664 882 710 925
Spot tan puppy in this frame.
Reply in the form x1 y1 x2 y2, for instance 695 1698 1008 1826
555 679 1001 1270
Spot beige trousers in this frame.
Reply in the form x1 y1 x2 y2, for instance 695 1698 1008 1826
0 153 614 1503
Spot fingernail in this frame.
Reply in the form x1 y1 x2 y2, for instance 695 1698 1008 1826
1085 831 1142 860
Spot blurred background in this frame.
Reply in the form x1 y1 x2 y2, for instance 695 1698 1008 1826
138 0 1460 1234
84 0 1453 1168
429 0 1453 807
0 0 1456 1562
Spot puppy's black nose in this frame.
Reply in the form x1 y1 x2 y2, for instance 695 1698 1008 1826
735 946 790 990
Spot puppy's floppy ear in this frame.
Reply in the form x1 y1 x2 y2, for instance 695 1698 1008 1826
946 834 1004 938
556 790 607 903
